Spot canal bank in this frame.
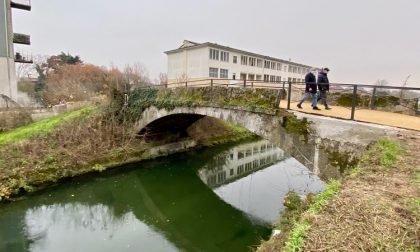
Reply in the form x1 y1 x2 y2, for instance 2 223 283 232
0 106 256 201
257 131 420 251
0 135 333 251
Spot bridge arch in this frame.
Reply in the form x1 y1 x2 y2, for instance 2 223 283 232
135 106 283 141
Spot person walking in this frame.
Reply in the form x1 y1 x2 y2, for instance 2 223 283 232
297 68 320 110
317 67 331 110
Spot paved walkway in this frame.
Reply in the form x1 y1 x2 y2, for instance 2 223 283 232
280 101 420 131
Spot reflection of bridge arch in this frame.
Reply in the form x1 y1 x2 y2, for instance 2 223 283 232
136 106 282 141
198 139 287 188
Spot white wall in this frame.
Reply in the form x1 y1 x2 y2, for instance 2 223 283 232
167 47 209 81
167 45 309 83
0 57 17 102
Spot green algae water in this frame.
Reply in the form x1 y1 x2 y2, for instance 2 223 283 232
0 139 325 252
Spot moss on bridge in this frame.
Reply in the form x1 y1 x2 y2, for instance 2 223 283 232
126 86 280 121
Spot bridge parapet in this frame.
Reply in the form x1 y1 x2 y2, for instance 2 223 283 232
128 86 282 117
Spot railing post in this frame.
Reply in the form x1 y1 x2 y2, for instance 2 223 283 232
210 79 213 89
287 81 292 110
351 85 358 120
370 87 377 109
243 79 246 88
185 81 187 87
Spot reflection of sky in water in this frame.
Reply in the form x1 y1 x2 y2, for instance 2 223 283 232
24 204 178 252
199 140 325 224
214 158 324 224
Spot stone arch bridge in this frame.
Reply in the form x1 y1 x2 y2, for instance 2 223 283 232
135 105 284 142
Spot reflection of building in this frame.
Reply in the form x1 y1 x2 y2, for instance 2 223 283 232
199 140 286 188
0 0 31 105
165 40 311 83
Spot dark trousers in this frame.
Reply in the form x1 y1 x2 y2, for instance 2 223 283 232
318 90 329 108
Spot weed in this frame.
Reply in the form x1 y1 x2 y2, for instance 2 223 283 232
282 116 311 136
308 180 341 214
92 164 106 172
284 220 311 252
373 139 402 167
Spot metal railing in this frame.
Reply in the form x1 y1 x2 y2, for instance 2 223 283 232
133 78 420 121
14 51 33 63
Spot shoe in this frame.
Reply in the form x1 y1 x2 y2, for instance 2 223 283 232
313 107 321 110
325 107 332 110
297 104 302 109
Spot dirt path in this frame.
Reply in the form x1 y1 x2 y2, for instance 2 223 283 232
280 101 420 131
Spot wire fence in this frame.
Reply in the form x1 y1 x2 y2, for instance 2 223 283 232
133 78 420 122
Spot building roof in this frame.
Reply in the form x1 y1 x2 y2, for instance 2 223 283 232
164 40 312 68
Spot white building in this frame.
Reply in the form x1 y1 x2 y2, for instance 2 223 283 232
165 40 312 84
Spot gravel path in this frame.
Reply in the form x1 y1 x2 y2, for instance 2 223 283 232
280 101 420 131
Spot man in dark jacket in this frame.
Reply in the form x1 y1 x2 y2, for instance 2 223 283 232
297 68 320 110
317 67 331 110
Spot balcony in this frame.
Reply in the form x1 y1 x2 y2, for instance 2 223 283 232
10 0 31 11
14 51 33 64
13 33 30 45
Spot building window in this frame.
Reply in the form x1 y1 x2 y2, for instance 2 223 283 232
249 57 256 66
256 75 262 81
209 48 219 60
233 56 237 64
248 74 255 81
221 51 229 62
275 76 281 83
284 65 288 72
220 68 228 78
241 55 248 65
264 74 269 82
232 73 236 80
264 60 270 69
270 75 276 82
271 62 276 70
277 63 282 70
257 59 263 68
209 67 218 78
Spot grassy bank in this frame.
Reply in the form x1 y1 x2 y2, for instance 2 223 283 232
0 107 96 146
0 104 257 200
258 136 419 251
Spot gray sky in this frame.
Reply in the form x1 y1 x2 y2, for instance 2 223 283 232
12 0 420 86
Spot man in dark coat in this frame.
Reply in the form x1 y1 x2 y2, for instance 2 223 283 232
317 67 331 110
297 68 320 110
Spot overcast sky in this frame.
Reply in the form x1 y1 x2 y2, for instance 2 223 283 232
12 0 420 86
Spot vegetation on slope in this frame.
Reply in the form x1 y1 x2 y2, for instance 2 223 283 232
258 136 419 251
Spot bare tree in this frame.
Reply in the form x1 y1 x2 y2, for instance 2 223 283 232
123 63 151 89
158 72 168 85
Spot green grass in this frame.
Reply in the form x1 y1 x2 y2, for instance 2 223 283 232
283 180 341 252
371 139 402 167
284 220 311 252
308 180 341 214
0 107 96 146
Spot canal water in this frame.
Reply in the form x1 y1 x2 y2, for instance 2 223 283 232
0 139 328 252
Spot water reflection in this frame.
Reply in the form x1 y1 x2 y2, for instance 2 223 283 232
0 138 332 252
25 204 178 252
198 140 325 224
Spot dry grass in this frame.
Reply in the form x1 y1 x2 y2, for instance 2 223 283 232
0 108 144 199
258 132 420 252
303 133 420 251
